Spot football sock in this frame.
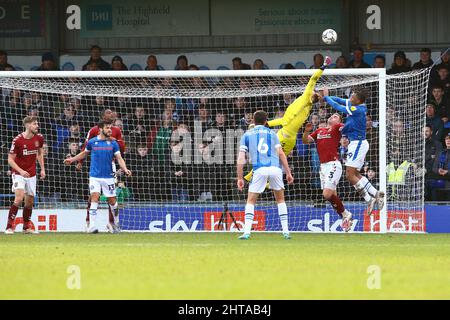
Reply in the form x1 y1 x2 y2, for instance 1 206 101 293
7 204 19 229
277 203 289 234
328 194 345 217
89 202 98 227
244 204 254 235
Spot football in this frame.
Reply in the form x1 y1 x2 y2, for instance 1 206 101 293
322 29 338 44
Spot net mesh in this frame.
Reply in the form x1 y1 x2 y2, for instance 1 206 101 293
0 69 430 232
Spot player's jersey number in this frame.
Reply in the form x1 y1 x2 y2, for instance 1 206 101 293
257 138 269 154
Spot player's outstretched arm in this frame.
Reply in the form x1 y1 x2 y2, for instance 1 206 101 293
324 96 350 114
64 150 88 165
267 118 283 128
277 147 294 184
115 152 132 176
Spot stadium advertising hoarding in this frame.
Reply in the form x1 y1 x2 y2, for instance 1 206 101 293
211 0 342 35
80 0 209 38
0 205 447 233
0 0 46 37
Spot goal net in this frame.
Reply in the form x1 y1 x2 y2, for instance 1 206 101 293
0 68 429 233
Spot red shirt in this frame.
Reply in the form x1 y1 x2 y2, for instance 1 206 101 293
9 133 45 177
309 123 343 164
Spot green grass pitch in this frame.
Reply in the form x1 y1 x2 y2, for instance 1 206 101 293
1 233 450 299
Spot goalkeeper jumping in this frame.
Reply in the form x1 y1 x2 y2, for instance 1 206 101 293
244 56 332 183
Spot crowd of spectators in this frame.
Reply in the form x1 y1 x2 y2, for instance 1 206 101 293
0 46 449 204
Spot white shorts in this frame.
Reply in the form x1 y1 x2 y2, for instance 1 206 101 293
11 174 36 196
320 161 342 190
345 140 369 170
249 166 284 194
89 177 116 197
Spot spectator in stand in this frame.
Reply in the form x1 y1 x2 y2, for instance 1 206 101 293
431 49 450 85
430 133 450 200
128 144 155 201
429 85 449 123
59 138 88 202
82 45 111 71
309 113 320 131
37 52 59 71
424 125 443 200
241 63 251 70
365 114 379 165
413 48 434 70
387 51 412 74
169 124 192 201
349 47 371 68
317 105 328 121
433 66 450 98
426 103 444 144
0 50 14 71
283 63 295 69
67 122 82 146
176 55 189 70
232 57 242 70
126 105 150 143
84 61 99 71
145 55 158 70
335 56 349 68
373 55 386 68
253 59 265 70
111 55 128 71
310 53 324 69
195 103 214 131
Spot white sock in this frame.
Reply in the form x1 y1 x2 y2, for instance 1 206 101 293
244 204 254 235
342 209 351 219
357 176 378 198
278 203 289 234
89 202 98 227
354 179 372 202
109 202 119 223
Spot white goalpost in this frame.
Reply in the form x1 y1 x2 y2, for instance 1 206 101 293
0 67 429 233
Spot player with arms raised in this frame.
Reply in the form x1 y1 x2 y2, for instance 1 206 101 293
302 113 353 231
237 110 294 240
322 88 385 215
77 109 126 233
5 116 45 234
65 120 131 233
244 56 332 183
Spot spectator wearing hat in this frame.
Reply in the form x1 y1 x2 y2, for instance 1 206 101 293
349 47 371 68
412 48 434 70
82 45 111 71
387 51 412 74
111 55 128 71
37 52 59 71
